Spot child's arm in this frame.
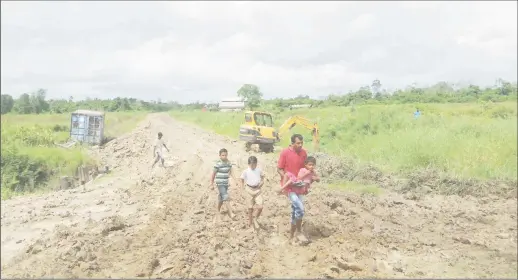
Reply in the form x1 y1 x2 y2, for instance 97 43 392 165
210 164 218 189
240 170 246 188
259 170 265 187
229 166 239 187
163 143 170 152
210 171 216 189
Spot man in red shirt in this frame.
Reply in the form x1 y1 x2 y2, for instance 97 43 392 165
277 134 319 244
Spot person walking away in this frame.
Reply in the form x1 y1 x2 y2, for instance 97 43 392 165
414 108 421 119
152 132 169 168
277 134 311 244
279 156 319 196
240 156 265 229
210 148 238 220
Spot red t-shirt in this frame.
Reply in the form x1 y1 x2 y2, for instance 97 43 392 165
277 147 307 194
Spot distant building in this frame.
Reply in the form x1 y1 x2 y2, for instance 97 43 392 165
289 104 312 110
219 97 245 112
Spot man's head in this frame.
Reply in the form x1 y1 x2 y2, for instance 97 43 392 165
219 148 228 161
304 156 316 171
158 132 163 139
248 156 258 170
290 134 304 152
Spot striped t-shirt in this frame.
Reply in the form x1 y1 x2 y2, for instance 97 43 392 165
213 160 233 186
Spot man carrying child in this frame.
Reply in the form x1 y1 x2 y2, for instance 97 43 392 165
277 134 320 244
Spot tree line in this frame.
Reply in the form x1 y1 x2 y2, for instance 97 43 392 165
0 89 182 115
235 79 517 110
1 79 517 115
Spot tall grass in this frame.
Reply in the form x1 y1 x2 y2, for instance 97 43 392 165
0 111 147 199
170 102 517 181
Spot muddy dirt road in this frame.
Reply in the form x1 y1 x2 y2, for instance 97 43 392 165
1 113 517 278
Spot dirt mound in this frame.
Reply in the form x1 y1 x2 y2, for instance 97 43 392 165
1 113 516 278
96 128 152 173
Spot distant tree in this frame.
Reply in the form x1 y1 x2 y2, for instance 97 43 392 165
1 94 14 114
357 86 372 100
14 93 32 114
30 89 49 113
371 79 382 98
432 81 454 94
237 84 263 109
467 85 481 97
497 79 517 96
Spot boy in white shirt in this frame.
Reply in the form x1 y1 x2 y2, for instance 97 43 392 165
240 156 265 229
152 132 169 168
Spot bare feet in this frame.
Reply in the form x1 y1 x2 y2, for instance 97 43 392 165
296 233 310 245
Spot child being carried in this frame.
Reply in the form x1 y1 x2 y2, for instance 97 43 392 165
279 156 318 195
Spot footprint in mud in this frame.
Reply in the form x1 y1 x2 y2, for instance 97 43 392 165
303 220 334 241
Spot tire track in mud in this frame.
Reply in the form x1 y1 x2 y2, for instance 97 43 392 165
1 113 517 278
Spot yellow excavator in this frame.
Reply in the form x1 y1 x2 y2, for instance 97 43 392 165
238 111 319 153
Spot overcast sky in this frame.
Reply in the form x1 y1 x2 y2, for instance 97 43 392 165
1 1 517 103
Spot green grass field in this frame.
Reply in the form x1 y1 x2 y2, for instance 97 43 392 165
1 111 147 199
170 102 517 181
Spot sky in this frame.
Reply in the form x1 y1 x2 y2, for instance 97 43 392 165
1 1 517 103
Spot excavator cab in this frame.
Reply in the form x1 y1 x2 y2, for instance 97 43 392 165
239 111 279 152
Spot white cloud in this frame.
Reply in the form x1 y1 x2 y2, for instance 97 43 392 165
1 1 516 103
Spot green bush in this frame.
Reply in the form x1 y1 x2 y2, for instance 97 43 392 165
0 122 91 199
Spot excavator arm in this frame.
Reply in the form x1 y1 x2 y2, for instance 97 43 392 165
277 116 320 151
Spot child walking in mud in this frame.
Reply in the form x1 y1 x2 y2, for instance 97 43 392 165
240 156 265 229
210 148 238 220
152 132 169 168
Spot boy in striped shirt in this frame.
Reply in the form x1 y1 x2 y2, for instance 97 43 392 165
210 148 238 220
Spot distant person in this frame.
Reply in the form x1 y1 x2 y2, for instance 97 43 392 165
277 134 316 244
240 156 265 229
414 108 421 119
279 156 319 196
210 148 238 220
152 132 169 168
